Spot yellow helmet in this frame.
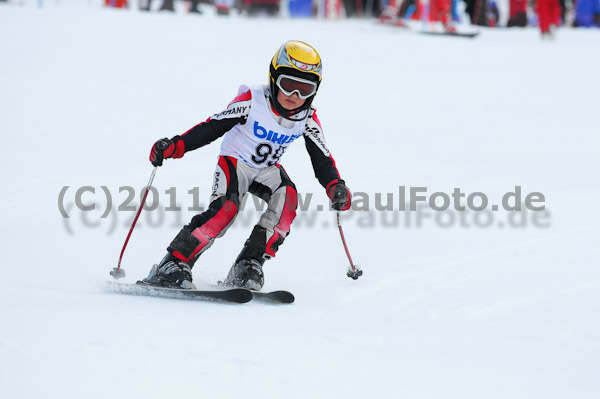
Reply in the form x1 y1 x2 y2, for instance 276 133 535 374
269 40 322 120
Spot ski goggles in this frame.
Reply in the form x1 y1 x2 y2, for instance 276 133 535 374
276 74 318 99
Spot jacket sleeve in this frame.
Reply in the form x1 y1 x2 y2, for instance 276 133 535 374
171 89 252 154
303 108 342 189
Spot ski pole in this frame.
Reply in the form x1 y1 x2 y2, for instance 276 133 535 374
110 166 158 279
336 211 363 280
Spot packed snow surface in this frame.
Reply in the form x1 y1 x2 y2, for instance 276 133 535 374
1 2 599 398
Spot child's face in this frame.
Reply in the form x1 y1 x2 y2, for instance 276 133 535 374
277 90 306 111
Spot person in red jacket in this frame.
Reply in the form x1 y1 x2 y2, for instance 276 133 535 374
536 0 561 39
105 0 127 8
430 0 456 32
142 41 352 291
508 0 527 27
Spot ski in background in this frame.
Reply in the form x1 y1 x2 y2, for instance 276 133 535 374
378 0 480 37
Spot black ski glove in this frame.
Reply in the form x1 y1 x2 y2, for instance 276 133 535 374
327 180 351 211
149 136 185 166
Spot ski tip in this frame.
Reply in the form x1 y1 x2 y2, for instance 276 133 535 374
251 290 295 304
225 288 254 303
270 291 295 304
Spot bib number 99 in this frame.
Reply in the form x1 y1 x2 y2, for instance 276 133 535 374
252 143 284 166
252 143 272 164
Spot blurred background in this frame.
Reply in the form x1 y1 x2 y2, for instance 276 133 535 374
2 0 599 37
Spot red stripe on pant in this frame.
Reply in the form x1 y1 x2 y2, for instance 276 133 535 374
186 200 238 261
266 186 298 257
218 156 237 188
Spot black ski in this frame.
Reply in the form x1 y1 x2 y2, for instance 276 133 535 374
107 282 253 304
216 280 295 304
378 19 480 39
250 290 295 304
420 31 480 39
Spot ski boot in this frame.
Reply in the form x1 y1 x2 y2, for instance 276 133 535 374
141 253 196 290
223 258 265 291
222 226 274 291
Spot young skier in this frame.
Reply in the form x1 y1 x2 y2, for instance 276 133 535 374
143 40 352 291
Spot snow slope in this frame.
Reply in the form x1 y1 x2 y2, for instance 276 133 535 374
1 3 599 398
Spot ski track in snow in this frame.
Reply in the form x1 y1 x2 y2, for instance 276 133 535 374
1 2 599 398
